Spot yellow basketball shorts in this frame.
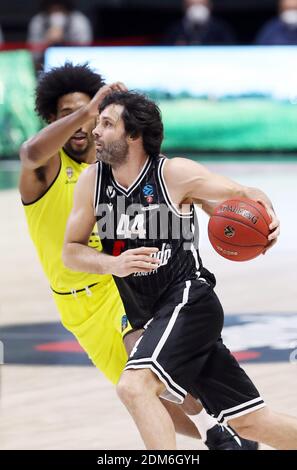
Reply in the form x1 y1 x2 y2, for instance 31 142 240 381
52 277 131 384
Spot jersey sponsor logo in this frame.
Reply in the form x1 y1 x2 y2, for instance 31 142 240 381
153 242 172 267
133 243 172 277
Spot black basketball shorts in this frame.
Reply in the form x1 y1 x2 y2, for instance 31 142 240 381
124 278 265 423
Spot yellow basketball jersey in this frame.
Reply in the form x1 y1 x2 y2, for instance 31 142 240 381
23 149 111 292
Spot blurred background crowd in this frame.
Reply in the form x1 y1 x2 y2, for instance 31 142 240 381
1 0 297 52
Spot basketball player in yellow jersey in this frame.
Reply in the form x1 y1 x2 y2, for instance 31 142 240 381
19 63 130 384
19 63 258 450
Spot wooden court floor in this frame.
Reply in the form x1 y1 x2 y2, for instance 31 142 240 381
1 162 297 450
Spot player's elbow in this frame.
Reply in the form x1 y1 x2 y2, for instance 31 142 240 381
62 242 74 269
19 142 41 170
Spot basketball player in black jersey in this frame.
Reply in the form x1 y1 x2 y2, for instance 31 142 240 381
63 92 297 450
22 66 257 450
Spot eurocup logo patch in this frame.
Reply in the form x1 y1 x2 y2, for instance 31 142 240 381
143 185 154 197
143 184 154 203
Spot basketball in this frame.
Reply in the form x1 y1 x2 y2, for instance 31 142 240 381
208 198 271 262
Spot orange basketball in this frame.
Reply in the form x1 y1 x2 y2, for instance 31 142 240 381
208 198 271 262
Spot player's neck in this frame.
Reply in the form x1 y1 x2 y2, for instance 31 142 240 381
83 149 96 164
112 152 148 189
80 144 96 164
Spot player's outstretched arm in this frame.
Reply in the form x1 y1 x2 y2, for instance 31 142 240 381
20 107 92 170
164 157 280 249
192 199 219 217
63 166 160 277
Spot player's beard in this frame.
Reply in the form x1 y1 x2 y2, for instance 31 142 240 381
63 136 92 161
96 137 129 168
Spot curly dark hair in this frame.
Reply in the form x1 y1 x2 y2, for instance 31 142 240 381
35 62 105 122
99 91 164 158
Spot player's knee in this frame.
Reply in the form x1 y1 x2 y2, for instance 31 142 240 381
116 369 157 405
116 371 141 404
229 407 270 438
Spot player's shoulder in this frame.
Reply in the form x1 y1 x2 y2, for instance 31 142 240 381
76 162 98 189
73 164 99 205
163 157 209 190
165 157 188 168
163 157 198 178
81 162 97 178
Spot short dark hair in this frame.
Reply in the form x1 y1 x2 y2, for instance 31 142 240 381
35 62 105 122
99 91 164 158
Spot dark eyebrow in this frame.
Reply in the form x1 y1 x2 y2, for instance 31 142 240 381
101 116 115 124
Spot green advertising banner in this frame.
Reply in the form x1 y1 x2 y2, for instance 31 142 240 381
0 50 41 159
45 46 297 153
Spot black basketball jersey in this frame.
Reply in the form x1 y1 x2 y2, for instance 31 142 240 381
94 156 215 328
